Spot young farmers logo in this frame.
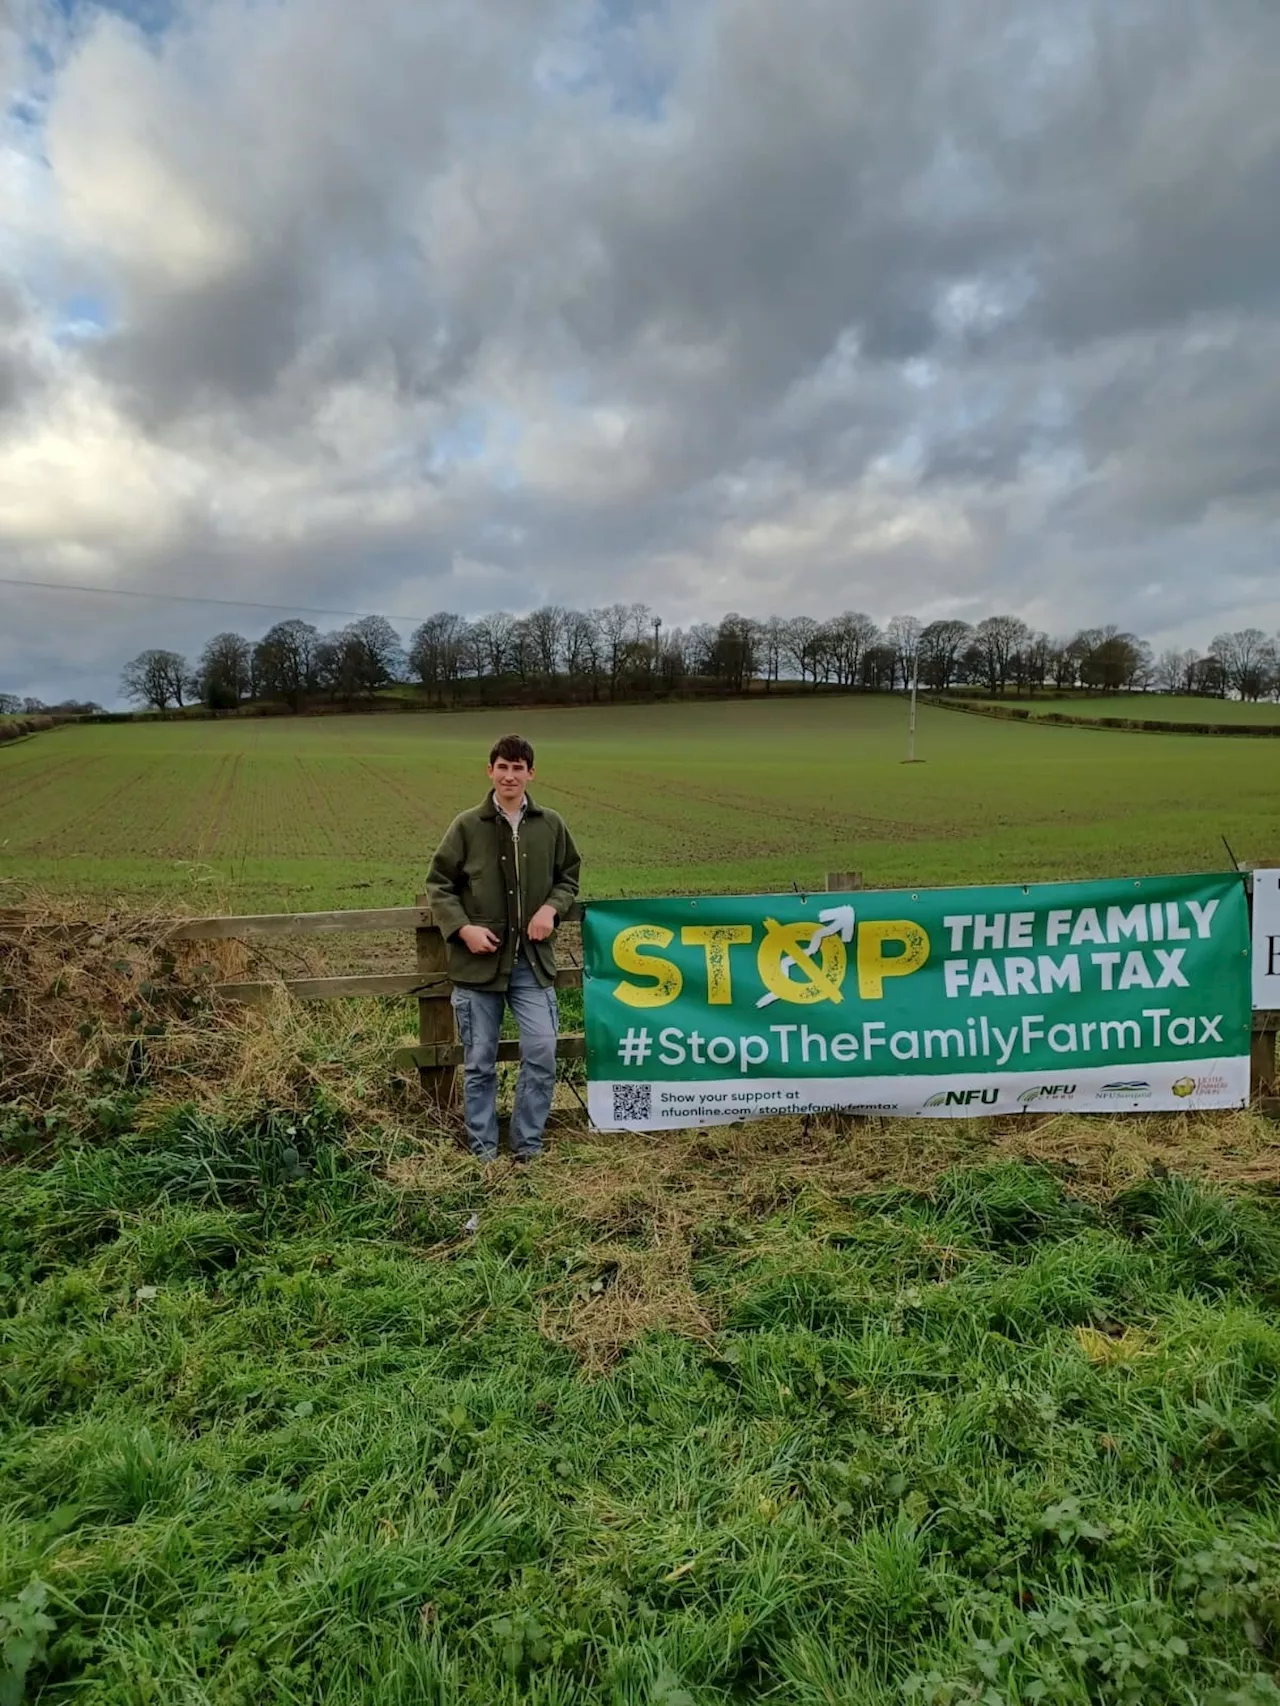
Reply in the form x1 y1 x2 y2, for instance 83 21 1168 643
582 873 1252 1129
1171 1073 1228 1098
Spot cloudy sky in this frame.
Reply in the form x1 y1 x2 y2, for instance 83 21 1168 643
1 0 1278 706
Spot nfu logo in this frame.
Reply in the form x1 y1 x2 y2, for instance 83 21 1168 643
1018 1084 1078 1106
925 1088 1000 1108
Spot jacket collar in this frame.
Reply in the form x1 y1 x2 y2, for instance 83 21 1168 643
479 790 543 819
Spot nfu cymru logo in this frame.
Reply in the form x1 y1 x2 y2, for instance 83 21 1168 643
1018 1084 1078 1106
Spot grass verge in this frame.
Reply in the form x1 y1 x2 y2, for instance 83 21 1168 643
4 1091 1280 1704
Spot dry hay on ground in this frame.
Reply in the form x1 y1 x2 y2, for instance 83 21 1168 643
387 1106 1280 1371
0 895 411 1121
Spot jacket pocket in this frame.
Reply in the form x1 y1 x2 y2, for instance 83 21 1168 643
528 935 559 985
447 924 505 985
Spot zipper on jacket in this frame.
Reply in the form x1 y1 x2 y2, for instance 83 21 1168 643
513 811 522 953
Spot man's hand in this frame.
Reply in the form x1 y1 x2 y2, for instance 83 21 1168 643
459 923 500 954
527 904 558 943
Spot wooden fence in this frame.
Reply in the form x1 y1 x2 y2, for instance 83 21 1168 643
7 873 1275 1113
164 874 865 1108
165 889 594 1110
156 870 1280 1115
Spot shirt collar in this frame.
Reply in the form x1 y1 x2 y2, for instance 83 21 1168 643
491 789 528 820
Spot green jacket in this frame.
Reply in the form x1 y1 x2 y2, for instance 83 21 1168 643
426 793 581 990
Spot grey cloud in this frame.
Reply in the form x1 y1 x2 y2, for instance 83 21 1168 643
2 0 1280 707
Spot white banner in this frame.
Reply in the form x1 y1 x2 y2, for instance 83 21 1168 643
589 1056 1250 1129
1253 869 1280 1009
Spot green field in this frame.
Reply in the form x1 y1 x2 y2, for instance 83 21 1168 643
2 698 1277 913
976 695 1280 725
6 1097 1280 1705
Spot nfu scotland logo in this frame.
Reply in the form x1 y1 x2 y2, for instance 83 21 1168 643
925 1087 1000 1108
1096 1080 1153 1100
1017 1084 1078 1106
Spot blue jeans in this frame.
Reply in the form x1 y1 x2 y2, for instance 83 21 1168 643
451 959 559 1159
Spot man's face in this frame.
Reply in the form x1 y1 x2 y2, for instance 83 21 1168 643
489 756 532 804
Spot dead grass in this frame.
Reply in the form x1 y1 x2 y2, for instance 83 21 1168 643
385 1107 1280 1370
0 895 424 1134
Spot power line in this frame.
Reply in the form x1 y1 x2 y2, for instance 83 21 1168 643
0 573 431 626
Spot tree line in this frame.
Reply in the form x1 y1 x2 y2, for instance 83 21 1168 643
0 693 103 716
81 607 1280 713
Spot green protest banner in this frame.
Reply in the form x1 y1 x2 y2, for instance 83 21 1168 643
582 873 1251 1128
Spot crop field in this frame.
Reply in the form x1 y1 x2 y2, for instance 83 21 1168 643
2 696 1278 914
975 695 1280 725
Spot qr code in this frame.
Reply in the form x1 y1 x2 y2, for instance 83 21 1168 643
612 1083 652 1123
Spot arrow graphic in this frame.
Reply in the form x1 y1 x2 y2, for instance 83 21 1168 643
756 906 855 1007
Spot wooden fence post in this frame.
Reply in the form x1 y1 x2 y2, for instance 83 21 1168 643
1251 1021 1277 1103
1246 871 1278 1112
825 871 864 893
414 893 456 1111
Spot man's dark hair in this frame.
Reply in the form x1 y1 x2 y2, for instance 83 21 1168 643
489 733 535 767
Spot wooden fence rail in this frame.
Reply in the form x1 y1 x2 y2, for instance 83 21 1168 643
168 892 595 1107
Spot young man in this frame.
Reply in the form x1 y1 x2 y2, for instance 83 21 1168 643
426 734 581 1161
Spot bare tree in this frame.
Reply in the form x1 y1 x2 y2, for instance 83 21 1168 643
508 618 537 685
707 613 758 690
1012 631 1053 695
409 613 470 702
686 622 719 677
562 609 604 697
470 611 518 681
0 693 22 715
1152 649 1198 694
886 614 923 689
339 616 404 694
758 616 787 691
1210 629 1276 701
113 596 1253 719
314 632 356 702
823 612 880 685
524 606 568 681
121 649 188 712
918 620 972 690
1071 626 1145 693
1190 654 1228 697
592 603 649 698
657 627 691 688
783 617 823 684
974 615 1031 695
198 632 252 709
253 620 320 710
861 643 898 691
